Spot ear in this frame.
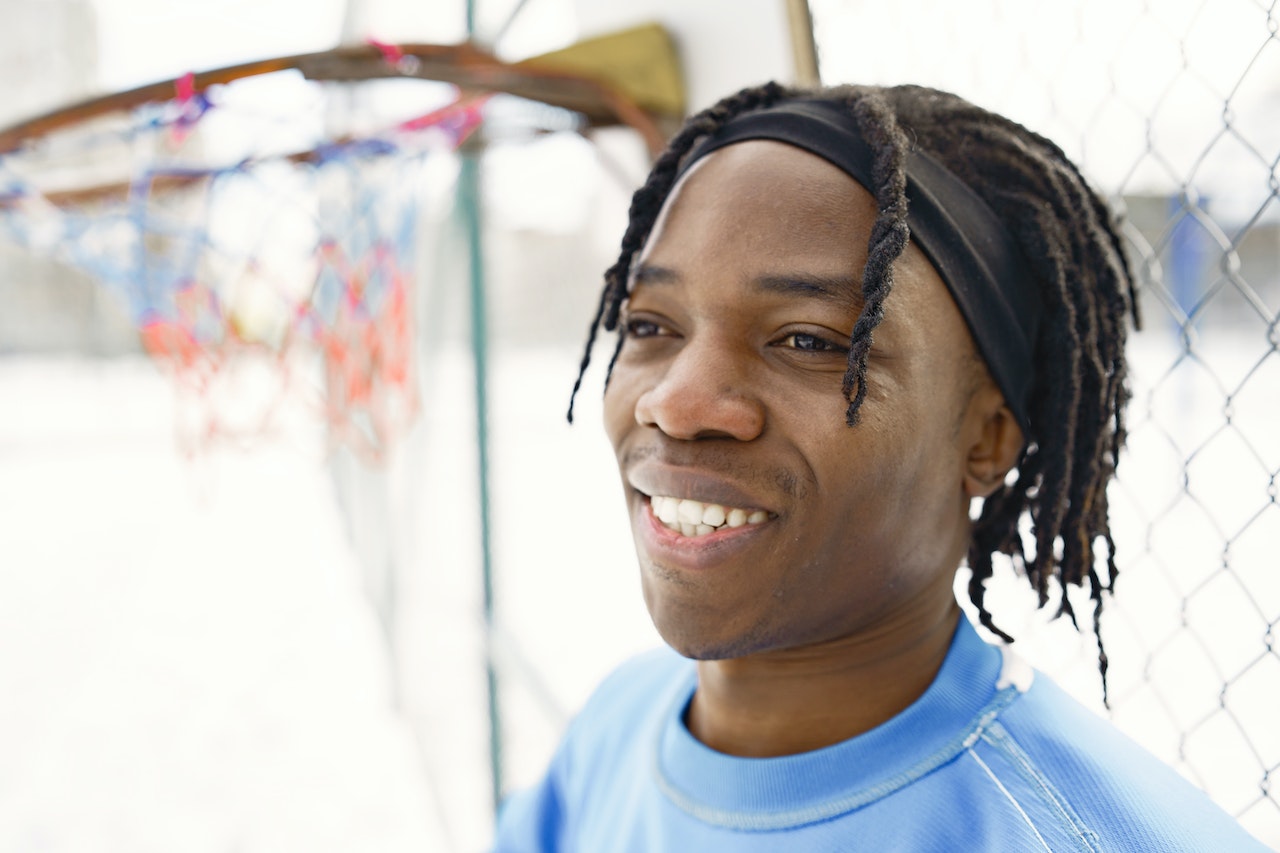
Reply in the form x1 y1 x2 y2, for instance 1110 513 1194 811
962 384 1025 499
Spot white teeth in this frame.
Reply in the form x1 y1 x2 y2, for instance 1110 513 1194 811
649 495 770 538
655 496 679 525
677 499 703 525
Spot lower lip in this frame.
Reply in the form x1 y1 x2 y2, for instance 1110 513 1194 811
636 498 771 569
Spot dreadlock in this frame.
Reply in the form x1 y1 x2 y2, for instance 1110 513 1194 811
569 83 1138 704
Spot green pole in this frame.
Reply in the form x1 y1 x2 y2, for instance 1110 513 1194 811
459 149 503 814
463 0 504 820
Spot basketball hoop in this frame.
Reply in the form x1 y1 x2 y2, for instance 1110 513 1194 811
0 40 671 461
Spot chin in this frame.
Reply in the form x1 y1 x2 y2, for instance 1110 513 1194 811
640 574 785 660
653 617 781 662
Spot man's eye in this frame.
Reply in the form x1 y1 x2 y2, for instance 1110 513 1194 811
625 318 664 338
780 333 846 353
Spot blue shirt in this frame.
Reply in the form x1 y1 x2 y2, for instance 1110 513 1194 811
494 617 1270 851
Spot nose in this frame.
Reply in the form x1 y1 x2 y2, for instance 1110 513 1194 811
633 338 765 441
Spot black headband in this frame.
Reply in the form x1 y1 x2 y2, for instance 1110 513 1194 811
675 99 1042 434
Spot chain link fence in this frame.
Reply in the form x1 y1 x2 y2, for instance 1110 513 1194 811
807 0 1280 845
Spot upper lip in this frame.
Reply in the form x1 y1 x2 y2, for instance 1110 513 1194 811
627 459 775 513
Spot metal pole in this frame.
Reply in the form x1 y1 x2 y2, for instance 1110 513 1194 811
462 0 502 820
784 0 822 86
465 0 478 41
459 148 503 815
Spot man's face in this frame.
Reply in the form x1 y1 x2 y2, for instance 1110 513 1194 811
603 140 986 661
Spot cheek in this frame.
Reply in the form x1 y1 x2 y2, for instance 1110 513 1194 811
803 418 937 541
602 366 641 449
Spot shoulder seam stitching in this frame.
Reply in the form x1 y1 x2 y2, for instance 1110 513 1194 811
966 747 1054 852
979 722 1101 853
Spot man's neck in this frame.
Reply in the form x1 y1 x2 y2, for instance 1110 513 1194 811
686 603 962 758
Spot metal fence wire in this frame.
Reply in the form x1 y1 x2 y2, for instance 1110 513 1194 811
807 0 1280 845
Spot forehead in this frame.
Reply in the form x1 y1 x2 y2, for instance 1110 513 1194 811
640 140 875 278
635 140 944 311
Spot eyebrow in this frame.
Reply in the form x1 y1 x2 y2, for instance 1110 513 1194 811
630 264 680 287
630 264 861 306
755 273 861 305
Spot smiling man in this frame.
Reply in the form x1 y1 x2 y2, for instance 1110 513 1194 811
493 84 1269 851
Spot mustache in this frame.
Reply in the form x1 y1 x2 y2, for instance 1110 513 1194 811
619 443 807 499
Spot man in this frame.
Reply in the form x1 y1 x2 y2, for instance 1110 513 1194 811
494 84 1270 851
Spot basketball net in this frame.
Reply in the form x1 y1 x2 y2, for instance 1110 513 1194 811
0 39 672 462
0 57 493 461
